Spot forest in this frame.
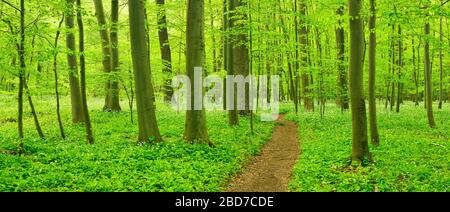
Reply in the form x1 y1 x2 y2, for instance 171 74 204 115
0 0 448 192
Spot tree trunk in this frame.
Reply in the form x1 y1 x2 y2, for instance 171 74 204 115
93 0 120 112
226 0 238 125
299 0 313 111
209 0 219 73
424 22 436 128
233 0 250 116
412 39 420 106
17 0 25 153
128 0 162 143
110 0 121 111
368 0 379 146
439 15 443 109
23 79 45 139
349 0 369 164
336 6 349 111
65 0 84 124
77 0 94 144
157 0 174 103
185 0 211 144
396 25 402 113
53 15 66 139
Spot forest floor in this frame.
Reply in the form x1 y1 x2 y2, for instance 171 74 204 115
226 115 300 192
285 102 450 192
0 95 275 191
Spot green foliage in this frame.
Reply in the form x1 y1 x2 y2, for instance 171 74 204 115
0 95 274 191
285 102 450 192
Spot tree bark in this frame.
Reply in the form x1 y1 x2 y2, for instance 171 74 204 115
368 0 379 145
225 0 238 125
93 0 121 112
156 0 174 103
232 0 250 116
77 0 94 144
349 0 369 164
17 0 25 153
24 79 45 139
299 0 313 111
65 0 84 124
110 0 121 111
424 22 436 128
184 0 211 144
128 0 162 142
396 25 402 113
412 39 420 106
53 15 66 139
336 6 349 112
439 14 443 109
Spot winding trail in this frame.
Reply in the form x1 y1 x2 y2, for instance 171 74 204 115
226 115 300 192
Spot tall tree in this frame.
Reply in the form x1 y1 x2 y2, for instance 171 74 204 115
299 0 313 111
349 0 369 164
225 0 238 125
209 0 219 73
396 25 402 113
93 0 121 112
156 0 174 103
77 0 94 144
52 15 66 139
424 21 436 128
439 12 443 109
128 0 162 142
368 0 379 145
336 5 349 111
110 0 121 111
17 0 25 153
65 0 84 123
185 0 211 144
231 0 250 116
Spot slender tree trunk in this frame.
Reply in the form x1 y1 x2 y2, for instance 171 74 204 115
209 0 218 73
412 39 420 106
396 25 402 113
291 0 299 113
17 0 25 153
439 15 443 109
336 6 349 112
390 25 395 111
23 79 45 139
65 0 84 124
128 0 162 142
368 0 379 145
93 0 120 112
110 0 121 111
349 0 369 164
249 0 254 133
424 22 436 128
77 0 94 144
53 15 66 139
418 43 423 105
226 0 238 125
222 0 228 111
299 0 313 111
185 0 211 144
13 6 45 140
156 0 174 103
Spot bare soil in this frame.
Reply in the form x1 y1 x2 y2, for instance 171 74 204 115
226 115 300 192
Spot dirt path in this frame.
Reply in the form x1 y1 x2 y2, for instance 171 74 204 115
226 115 300 192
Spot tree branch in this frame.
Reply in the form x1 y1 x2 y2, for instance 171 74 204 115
1 0 22 13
